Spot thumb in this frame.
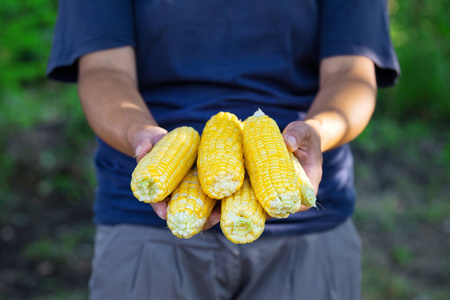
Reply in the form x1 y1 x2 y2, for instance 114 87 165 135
133 137 153 163
283 131 299 152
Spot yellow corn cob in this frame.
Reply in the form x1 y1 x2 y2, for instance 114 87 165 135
220 178 265 244
167 168 216 239
131 126 200 203
197 112 245 199
289 153 317 207
242 109 302 218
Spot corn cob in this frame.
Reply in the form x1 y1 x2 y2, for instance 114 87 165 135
242 109 302 218
131 126 200 203
220 177 265 244
167 168 216 239
290 153 317 207
197 112 245 199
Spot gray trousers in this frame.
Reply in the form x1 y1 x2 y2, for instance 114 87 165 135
89 219 361 300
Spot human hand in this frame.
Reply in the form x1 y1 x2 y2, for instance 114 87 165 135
282 120 323 212
132 126 169 219
132 126 168 162
205 120 323 227
202 204 221 231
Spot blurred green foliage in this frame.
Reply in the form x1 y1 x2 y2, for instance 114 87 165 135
0 2 94 299
0 0 83 130
353 115 450 300
0 0 56 91
0 0 449 299
380 0 450 121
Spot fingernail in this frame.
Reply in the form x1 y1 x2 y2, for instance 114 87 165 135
155 208 163 219
286 135 297 148
210 215 220 226
135 145 142 156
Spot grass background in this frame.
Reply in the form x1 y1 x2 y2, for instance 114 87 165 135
1 0 449 299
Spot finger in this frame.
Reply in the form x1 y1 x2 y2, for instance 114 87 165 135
133 137 153 163
203 205 221 231
294 149 322 195
282 122 308 152
150 201 168 220
151 131 168 145
283 133 298 152
298 204 312 213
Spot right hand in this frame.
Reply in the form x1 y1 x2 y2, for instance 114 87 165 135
132 126 168 162
131 126 169 220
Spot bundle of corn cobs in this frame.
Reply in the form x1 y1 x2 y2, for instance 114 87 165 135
130 109 316 244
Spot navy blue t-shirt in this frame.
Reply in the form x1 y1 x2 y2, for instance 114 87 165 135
47 0 400 235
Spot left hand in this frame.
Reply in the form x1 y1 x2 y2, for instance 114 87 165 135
205 120 323 229
283 120 323 208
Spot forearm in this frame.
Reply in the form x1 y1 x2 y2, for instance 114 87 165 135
304 57 377 152
78 67 159 157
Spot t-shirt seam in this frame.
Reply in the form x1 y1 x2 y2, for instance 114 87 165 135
318 41 398 72
320 41 372 47
52 33 135 64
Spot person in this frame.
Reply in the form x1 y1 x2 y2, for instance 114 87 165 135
47 0 400 299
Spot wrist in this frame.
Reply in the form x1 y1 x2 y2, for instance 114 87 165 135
303 118 322 135
303 118 325 151
304 112 347 152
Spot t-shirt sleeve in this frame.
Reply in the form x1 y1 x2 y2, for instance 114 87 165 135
46 0 136 83
319 0 400 87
